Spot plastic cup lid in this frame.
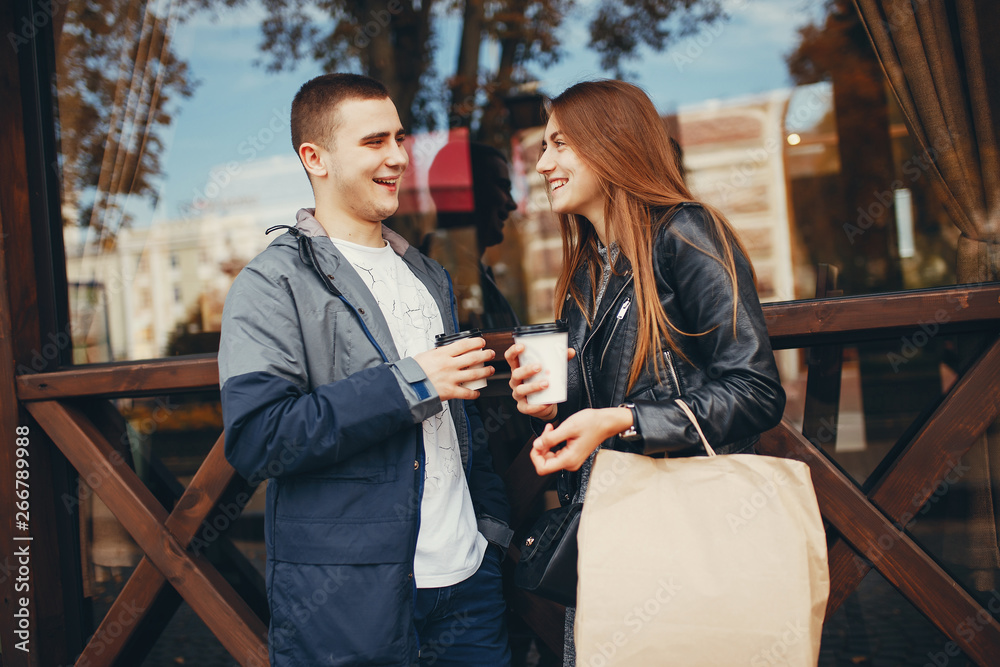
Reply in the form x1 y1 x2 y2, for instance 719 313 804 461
512 321 568 336
434 329 483 346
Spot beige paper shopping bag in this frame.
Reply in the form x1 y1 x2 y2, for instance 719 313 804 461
574 402 828 666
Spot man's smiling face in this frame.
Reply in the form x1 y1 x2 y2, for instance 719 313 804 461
322 97 409 225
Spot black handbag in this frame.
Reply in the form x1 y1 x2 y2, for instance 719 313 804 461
514 502 582 607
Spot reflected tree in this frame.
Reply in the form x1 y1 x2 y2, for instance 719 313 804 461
52 0 727 238
786 0 901 294
54 0 196 242
194 0 726 142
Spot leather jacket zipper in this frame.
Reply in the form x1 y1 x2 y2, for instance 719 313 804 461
599 297 631 368
582 275 634 355
581 276 633 408
665 349 682 396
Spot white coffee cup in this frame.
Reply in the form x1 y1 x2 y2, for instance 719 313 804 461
512 322 569 404
435 329 488 390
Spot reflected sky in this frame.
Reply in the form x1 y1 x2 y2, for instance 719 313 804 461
147 0 825 221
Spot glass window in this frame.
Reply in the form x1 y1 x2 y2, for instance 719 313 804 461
47 0 997 659
55 0 973 363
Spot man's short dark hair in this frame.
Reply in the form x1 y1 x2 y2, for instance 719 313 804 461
291 73 389 153
469 143 507 171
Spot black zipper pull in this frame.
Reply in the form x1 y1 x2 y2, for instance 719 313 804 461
265 224 300 236
266 224 343 297
300 234 342 297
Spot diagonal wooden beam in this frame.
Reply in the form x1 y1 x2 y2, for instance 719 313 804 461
74 433 252 664
822 336 1000 615
759 419 1000 665
25 401 267 666
864 337 1000 516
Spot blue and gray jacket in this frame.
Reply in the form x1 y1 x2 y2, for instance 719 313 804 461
219 209 513 666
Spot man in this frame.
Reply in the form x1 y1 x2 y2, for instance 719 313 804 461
219 73 513 666
427 141 520 329
468 143 521 330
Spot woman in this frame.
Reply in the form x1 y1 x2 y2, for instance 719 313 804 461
505 79 786 664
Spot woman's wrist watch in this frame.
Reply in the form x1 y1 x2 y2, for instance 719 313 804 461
617 403 641 442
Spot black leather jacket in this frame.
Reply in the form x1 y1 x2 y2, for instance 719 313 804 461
555 203 786 502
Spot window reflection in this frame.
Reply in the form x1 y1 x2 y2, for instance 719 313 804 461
46 0 1000 661
404 137 522 329
58 0 963 364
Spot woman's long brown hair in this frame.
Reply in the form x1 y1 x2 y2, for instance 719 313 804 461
547 79 754 391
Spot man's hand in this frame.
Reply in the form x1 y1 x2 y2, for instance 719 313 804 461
529 407 633 475
504 343 575 421
413 337 495 401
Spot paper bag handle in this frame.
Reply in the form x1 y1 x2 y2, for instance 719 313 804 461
674 399 717 457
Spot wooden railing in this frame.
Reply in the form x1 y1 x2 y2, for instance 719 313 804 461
13 283 1000 665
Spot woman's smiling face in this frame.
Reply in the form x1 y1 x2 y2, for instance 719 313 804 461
536 114 605 228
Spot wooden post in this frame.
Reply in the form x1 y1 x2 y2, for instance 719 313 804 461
1 0 85 662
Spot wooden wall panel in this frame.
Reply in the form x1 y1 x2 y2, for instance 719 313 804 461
2 0 85 661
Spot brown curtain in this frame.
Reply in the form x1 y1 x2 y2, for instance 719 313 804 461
854 0 999 283
854 0 1000 591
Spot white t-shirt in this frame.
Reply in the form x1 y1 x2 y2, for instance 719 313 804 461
332 237 487 587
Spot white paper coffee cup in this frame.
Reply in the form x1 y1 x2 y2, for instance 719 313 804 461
512 322 569 404
435 329 488 390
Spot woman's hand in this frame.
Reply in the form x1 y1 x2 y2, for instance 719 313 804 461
504 343 576 421
413 337 495 401
529 407 633 475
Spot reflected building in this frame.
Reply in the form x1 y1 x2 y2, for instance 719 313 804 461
64 155 313 361
677 90 797 304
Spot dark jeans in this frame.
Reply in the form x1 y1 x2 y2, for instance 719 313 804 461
413 545 511 666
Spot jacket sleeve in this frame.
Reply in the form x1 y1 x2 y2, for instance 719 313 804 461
219 262 442 482
464 399 514 549
633 208 786 455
